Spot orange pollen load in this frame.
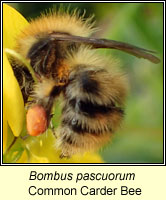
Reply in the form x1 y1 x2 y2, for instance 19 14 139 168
26 105 47 136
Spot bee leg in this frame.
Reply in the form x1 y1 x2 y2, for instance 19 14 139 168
50 118 57 138
52 128 57 138
59 153 70 159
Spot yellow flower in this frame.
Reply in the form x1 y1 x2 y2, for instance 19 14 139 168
3 4 29 49
18 131 103 163
3 4 103 163
3 4 28 153
3 100 7 153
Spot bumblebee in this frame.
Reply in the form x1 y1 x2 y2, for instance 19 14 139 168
11 9 160 158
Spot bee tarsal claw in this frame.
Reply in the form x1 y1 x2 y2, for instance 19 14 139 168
59 153 70 159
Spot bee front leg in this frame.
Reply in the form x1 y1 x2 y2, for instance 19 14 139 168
50 117 57 138
59 153 71 159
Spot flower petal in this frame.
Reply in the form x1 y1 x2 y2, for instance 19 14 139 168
16 150 28 163
29 153 49 163
3 100 8 153
3 4 29 49
72 152 104 163
3 51 24 136
25 131 103 163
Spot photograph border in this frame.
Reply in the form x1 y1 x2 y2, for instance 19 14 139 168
1 0 165 166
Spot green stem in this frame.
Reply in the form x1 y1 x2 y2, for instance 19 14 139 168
5 48 38 83
5 137 18 154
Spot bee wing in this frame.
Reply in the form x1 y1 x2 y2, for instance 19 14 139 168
51 33 160 64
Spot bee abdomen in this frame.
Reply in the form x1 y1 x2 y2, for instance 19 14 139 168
69 98 119 117
62 118 109 135
56 96 124 157
62 101 124 135
56 48 128 156
56 126 112 157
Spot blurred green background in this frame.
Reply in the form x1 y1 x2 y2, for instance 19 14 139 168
7 2 163 163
